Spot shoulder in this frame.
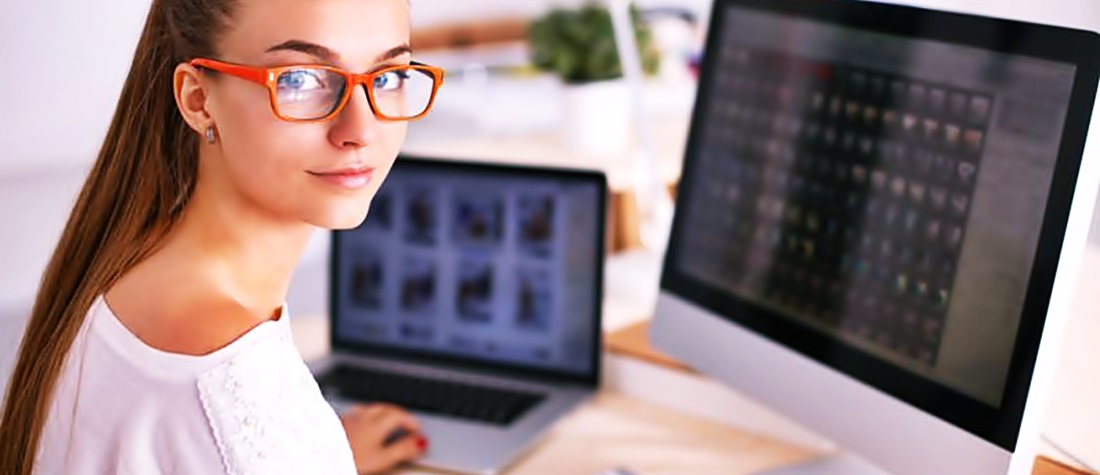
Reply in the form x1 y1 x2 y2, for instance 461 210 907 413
105 282 272 357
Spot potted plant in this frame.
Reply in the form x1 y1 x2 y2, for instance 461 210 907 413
528 2 660 153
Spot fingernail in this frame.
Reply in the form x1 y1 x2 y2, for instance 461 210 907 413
417 437 429 451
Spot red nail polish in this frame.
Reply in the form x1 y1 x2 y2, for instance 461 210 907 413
417 437 429 450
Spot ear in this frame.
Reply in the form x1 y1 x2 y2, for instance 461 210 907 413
173 63 214 135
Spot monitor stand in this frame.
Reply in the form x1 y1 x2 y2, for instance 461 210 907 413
757 453 890 475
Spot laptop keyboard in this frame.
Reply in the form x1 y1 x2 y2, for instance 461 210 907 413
317 365 546 426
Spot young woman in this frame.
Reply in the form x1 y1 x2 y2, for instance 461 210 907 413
0 0 444 473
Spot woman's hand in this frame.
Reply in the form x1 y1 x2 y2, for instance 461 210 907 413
341 403 428 475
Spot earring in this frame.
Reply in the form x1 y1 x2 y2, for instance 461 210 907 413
205 126 216 144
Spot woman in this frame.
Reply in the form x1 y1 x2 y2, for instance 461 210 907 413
0 0 444 473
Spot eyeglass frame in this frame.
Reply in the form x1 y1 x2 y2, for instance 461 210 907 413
189 57 446 123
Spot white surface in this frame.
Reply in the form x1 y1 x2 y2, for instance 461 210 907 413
409 0 713 30
0 313 29 401
0 165 89 312
562 80 632 155
1043 246 1100 470
0 0 148 176
871 0 1099 31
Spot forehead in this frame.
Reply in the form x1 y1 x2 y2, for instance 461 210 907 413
222 0 410 68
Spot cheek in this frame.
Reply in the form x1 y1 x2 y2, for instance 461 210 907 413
219 115 320 217
377 121 408 156
216 85 296 183
220 118 408 229
226 141 310 215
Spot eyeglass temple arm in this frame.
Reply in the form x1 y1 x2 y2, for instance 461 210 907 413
189 58 270 86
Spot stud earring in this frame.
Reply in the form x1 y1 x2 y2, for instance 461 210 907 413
205 126 216 144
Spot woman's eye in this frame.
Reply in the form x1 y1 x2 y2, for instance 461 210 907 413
278 69 326 91
374 70 409 91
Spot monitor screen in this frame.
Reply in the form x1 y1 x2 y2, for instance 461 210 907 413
664 0 1096 448
331 158 605 380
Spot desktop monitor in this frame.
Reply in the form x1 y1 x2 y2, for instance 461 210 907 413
650 0 1100 473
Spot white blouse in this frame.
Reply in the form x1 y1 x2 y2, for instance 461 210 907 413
35 296 357 475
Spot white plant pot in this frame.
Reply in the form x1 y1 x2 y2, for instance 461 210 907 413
561 79 632 155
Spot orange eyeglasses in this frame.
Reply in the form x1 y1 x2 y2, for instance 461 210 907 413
190 58 445 123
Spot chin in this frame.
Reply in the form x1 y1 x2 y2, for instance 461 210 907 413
326 215 369 230
308 201 373 230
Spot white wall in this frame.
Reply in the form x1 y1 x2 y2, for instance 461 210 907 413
0 0 150 177
878 0 1098 30
410 0 713 28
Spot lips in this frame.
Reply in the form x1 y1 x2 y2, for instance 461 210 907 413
308 166 376 190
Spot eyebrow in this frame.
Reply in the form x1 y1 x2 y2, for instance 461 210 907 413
265 40 413 65
374 45 413 63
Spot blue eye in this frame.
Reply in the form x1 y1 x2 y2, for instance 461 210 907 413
277 69 326 92
374 70 409 91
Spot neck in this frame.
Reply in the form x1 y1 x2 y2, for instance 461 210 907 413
165 169 314 314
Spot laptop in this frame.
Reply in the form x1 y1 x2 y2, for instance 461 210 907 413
311 155 608 474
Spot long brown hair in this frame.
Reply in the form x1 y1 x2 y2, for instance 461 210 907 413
0 0 237 472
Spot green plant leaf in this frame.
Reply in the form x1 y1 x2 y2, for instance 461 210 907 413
527 1 661 83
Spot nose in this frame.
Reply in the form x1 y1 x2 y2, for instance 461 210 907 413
327 83 380 149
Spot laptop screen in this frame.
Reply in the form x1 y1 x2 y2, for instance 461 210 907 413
331 157 606 381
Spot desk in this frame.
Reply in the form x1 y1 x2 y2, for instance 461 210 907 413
395 392 816 475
